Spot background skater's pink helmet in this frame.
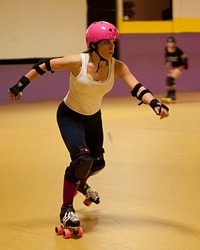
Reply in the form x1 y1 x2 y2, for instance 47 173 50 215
86 21 120 47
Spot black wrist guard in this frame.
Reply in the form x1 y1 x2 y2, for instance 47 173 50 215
182 58 188 70
9 76 30 97
150 99 169 115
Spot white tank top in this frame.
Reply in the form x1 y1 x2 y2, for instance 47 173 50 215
64 53 115 115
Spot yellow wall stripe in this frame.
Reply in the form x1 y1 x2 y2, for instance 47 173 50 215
118 18 200 33
174 18 200 33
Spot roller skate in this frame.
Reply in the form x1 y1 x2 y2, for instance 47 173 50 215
162 88 176 104
161 96 176 104
55 204 83 239
78 183 100 206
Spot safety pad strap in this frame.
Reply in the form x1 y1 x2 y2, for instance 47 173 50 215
45 59 54 73
131 83 143 97
89 155 105 176
137 89 152 101
32 64 46 75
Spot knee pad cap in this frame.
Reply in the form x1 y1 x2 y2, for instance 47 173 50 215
65 148 93 183
73 154 93 179
89 156 105 176
166 77 175 87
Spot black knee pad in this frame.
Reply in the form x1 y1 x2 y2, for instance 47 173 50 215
65 147 93 183
89 154 105 176
166 76 175 87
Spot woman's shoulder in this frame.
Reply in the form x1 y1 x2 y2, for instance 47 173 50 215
114 58 128 69
114 59 131 77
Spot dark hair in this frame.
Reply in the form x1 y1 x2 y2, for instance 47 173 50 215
82 42 99 53
167 36 176 43
82 48 93 53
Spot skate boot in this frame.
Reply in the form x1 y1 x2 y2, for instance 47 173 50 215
78 183 100 206
161 97 176 104
60 204 80 227
162 88 176 104
56 204 83 239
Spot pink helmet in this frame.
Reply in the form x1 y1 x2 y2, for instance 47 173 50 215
86 21 120 47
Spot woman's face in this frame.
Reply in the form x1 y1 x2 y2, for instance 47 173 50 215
97 39 116 59
166 41 176 49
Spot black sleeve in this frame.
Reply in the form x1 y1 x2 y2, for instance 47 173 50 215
164 47 168 62
176 47 184 56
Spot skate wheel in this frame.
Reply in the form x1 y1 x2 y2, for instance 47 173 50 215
63 228 71 239
161 97 176 104
77 227 83 237
84 199 92 206
55 225 63 235
73 227 83 237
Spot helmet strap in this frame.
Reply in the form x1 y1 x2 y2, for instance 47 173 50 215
90 44 108 72
95 53 108 73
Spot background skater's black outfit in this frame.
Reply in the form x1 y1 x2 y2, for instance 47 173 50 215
163 46 188 102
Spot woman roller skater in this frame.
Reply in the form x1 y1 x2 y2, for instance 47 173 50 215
162 36 188 103
8 21 169 231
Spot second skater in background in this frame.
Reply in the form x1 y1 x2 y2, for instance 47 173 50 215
162 36 188 103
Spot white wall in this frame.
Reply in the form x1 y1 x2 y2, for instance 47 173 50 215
117 0 200 19
122 0 170 20
0 0 87 59
173 0 200 18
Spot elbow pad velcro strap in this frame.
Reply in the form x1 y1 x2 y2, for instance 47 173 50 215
131 83 142 97
131 83 152 105
32 59 46 75
32 58 54 75
131 83 151 100
137 89 152 101
9 76 30 96
45 59 54 73
150 99 169 115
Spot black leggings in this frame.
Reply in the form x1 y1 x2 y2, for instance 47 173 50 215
56 102 104 159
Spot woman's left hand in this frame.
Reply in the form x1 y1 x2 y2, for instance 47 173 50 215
150 99 169 119
154 105 169 119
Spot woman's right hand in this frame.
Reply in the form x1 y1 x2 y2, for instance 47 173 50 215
8 89 23 101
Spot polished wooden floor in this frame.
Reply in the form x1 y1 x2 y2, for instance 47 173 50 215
1 92 200 250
